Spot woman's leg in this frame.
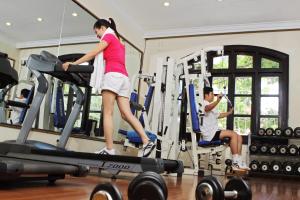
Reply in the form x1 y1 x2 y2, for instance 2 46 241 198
116 96 149 145
102 90 117 150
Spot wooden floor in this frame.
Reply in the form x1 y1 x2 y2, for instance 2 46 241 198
0 174 300 200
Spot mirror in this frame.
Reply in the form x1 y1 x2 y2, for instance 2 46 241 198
0 0 143 141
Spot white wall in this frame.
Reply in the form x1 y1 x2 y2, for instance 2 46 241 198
77 0 145 50
143 30 300 127
0 39 20 70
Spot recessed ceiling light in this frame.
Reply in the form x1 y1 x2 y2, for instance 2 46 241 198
72 12 78 17
5 22 11 26
217 0 223 2
164 2 170 7
37 17 43 22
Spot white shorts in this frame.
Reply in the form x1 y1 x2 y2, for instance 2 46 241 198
102 72 131 98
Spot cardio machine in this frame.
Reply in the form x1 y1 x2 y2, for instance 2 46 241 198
0 51 183 183
0 52 89 183
0 52 18 123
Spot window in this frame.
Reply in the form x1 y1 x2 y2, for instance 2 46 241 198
259 76 280 129
212 77 228 129
233 76 252 135
208 45 288 137
236 54 253 69
261 58 280 69
89 89 102 123
213 55 229 69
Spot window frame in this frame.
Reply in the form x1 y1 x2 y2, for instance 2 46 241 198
207 45 289 139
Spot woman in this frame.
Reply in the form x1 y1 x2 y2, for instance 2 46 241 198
62 18 155 157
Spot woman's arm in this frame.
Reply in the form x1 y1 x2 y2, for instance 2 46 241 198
63 41 108 70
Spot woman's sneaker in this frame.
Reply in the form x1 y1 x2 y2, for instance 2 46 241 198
142 141 156 157
95 147 116 155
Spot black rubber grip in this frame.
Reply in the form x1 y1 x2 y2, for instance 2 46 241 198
67 65 94 73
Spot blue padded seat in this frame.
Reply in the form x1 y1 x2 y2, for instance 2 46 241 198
198 137 230 147
126 130 157 144
118 129 157 144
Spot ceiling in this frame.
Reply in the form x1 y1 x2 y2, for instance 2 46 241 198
0 0 96 45
110 0 300 38
1 0 300 47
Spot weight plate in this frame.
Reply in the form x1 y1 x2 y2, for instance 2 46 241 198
288 145 298 155
250 161 259 172
266 128 274 136
128 171 167 200
294 127 300 138
274 128 282 136
90 183 122 200
284 127 293 137
269 146 277 154
196 176 224 200
258 128 265 136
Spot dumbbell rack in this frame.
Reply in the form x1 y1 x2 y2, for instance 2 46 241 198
249 127 300 178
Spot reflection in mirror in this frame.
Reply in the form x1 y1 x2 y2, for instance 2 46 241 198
0 0 143 141
0 0 64 128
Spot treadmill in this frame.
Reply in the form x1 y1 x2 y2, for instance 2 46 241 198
0 52 18 123
0 51 184 182
0 53 89 183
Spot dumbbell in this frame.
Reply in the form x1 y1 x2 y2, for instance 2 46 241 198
278 145 288 155
90 172 167 200
260 161 270 173
288 144 298 156
294 127 300 138
268 145 278 155
90 183 122 200
257 128 265 136
128 171 168 200
249 160 260 172
265 128 274 136
270 161 282 174
259 144 269 154
196 176 252 200
294 162 300 176
283 127 293 137
249 143 260 154
282 162 294 175
274 128 282 136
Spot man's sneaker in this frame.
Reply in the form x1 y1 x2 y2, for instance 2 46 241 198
142 141 156 157
95 147 116 155
239 161 251 171
232 162 246 172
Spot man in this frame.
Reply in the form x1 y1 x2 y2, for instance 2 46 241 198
7 89 30 125
202 86 249 170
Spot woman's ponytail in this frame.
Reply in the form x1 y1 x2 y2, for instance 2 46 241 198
108 18 120 39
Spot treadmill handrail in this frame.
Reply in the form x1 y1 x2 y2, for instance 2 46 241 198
67 64 94 73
